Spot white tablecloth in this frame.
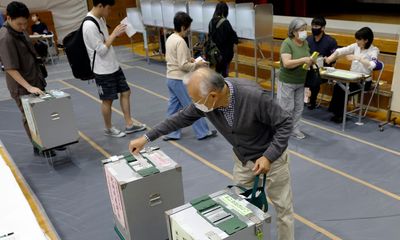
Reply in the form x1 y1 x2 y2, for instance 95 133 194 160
0 143 47 240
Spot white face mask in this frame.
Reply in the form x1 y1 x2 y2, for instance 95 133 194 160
194 93 216 112
298 30 307 41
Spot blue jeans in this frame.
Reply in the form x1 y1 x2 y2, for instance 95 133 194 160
166 78 210 139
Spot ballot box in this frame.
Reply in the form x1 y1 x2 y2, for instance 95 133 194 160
102 147 184 240
20 90 78 151
166 188 271 240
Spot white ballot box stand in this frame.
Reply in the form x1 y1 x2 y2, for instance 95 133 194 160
166 188 272 240
103 147 184 240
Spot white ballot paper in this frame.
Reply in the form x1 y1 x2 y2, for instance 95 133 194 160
195 56 207 63
121 17 136 37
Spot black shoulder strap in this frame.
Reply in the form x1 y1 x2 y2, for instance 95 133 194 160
210 17 226 39
82 16 104 74
216 18 226 29
83 16 104 36
5 24 40 61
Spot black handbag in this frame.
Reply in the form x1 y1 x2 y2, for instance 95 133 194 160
228 174 268 212
37 57 48 79
305 64 321 88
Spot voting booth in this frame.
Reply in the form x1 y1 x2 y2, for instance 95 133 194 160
202 2 217 33
234 3 274 82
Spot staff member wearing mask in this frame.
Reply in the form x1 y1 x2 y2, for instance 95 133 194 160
305 16 337 110
325 27 380 123
129 68 294 240
278 18 312 139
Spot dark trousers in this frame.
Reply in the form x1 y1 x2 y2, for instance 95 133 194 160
328 81 372 117
12 95 32 142
308 79 328 106
215 58 231 78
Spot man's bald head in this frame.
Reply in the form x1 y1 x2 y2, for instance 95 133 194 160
184 68 225 97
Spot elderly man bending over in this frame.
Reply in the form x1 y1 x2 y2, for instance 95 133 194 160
129 68 295 240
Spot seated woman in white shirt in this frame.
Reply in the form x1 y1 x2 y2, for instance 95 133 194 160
325 27 380 123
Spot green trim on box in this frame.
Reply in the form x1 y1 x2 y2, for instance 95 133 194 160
32 140 45 152
123 152 133 158
190 195 247 235
190 196 217 212
125 155 136 163
216 215 247 235
136 166 160 177
126 154 160 177
114 225 126 240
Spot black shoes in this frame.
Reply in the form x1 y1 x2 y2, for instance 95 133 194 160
307 104 316 110
330 115 343 124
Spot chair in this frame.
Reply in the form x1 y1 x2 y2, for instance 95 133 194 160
363 60 384 117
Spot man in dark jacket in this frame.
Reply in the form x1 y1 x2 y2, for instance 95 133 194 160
306 16 337 109
129 68 295 240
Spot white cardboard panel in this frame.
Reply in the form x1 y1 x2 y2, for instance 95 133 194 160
235 3 255 39
140 0 154 26
227 2 236 31
151 0 164 27
126 8 146 32
202 2 217 33
189 1 204 32
161 1 175 29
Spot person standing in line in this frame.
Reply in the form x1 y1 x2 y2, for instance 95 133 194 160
278 18 313 139
162 11 217 141
208 1 238 77
83 0 146 137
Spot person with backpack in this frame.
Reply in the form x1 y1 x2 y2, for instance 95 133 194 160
0 1 55 157
82 0 146 137
162 12 217 141
207 1 238 78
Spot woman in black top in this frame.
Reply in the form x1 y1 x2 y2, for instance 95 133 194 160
208 2 239 77
31 13 49 59
31 13 49 35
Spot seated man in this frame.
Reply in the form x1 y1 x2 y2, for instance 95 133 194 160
325 27 380 123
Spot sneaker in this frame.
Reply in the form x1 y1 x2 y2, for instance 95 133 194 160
104 127 126 138
291 130 305 139
198 130 218 140
125 123 147 134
